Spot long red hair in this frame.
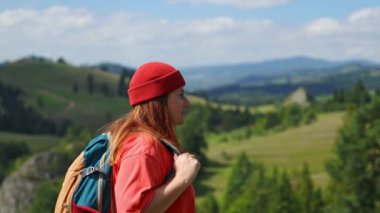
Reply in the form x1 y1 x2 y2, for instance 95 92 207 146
103 95 179 165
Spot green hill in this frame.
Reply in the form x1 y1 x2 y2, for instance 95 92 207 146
0 59 131 130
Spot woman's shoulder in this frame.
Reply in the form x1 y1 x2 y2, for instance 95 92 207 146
119 133 171 160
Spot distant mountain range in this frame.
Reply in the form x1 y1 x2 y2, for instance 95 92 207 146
180 56 379 91
200 64 380 105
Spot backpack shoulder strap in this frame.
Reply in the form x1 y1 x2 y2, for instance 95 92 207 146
157 138 181 183
159 138 181 155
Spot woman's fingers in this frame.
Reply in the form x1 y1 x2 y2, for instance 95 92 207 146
172 152 201 185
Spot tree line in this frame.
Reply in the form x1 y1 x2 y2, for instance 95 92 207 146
318 80 377 112
198 153 324 213
178 102 317 142
0 81 70 135
73 69 132 98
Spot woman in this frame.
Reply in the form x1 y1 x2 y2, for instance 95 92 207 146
105 61 200 213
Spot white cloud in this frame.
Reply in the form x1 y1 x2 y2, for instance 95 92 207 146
303 8 380 37
348 7 380 22
182 17 235 34
301 8 380 62
167 0 290 9
0 9 37 26
348 7 380 33
0 6 93 28
305 18 344 35
44 6 94 27
0 6 379 67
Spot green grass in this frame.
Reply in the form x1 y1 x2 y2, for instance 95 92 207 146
0 131 60 153
187 93 276 115
202 111 344 202
250 104 276 113
0 60 130 130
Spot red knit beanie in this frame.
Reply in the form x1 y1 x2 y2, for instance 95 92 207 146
128 62 185 106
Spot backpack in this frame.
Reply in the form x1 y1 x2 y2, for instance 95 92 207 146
55 132 179 213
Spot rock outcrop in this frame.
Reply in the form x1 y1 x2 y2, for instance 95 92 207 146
285 87 314 107
0 151 69 213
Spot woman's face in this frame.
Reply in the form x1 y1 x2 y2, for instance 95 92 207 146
167 86 191 126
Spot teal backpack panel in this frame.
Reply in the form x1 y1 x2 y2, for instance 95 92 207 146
73 133 112 213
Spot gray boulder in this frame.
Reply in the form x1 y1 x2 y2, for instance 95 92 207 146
0 151 68 213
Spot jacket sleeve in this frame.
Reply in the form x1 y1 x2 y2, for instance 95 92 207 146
114 153 165 213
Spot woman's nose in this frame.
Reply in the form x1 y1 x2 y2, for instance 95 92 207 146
184 96 191 108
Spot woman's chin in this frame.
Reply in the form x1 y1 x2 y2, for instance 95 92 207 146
175 119 185 126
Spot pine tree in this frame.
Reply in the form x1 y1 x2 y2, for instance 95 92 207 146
325 96 380 212
270 171 299 213
72 82 79 93
101 82 110 96
333 88 339 102
223 153 253 211
118 70 128 97
57 57 66 64
295 163 324 213
281 104 303 127
87 74 95 94
313 188 325 213
244 164 273 213
375 88 380 97
349 80 370 106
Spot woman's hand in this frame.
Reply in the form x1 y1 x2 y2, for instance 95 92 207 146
142 153 200 213
172 153 201 185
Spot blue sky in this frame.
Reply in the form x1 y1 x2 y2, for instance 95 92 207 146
0 0 379 67
2 0 379 23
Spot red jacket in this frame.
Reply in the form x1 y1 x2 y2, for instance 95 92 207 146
112 134 195 213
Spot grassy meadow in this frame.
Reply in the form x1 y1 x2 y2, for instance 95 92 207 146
201 111 344 202
187 94 276 113
0 60 130 130
0 131 61 153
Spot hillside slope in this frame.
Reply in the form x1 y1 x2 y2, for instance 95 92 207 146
203 111 344 201
0 60 131 130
